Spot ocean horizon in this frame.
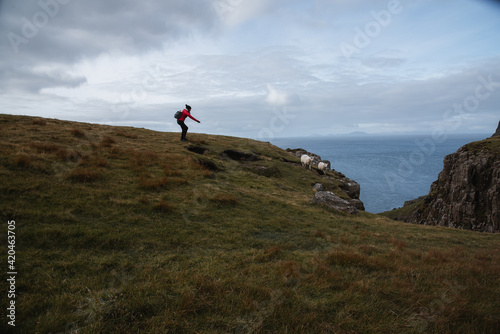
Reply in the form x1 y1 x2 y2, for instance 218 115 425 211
271 133 490 213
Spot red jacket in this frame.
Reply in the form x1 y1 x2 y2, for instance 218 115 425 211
178 109 199 122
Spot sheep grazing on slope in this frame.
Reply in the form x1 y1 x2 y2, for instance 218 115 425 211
301 154 312 169
318 161 329 172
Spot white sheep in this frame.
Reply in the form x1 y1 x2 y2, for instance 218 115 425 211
318 162 329 172
301 154 312 169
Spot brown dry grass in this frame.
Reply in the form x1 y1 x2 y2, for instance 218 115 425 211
0 114 498 334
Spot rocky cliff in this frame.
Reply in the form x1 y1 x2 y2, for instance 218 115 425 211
492 120 500 137
406 136 500 232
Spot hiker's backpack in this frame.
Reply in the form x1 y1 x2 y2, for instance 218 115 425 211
174 110 182 119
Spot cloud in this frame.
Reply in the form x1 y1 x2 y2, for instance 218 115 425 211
0 0 220 93
265 84 289 106
2 0 218 59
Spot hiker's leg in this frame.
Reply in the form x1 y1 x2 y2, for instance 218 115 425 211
177 121 182 140
180 122 188 140
182 124 188 140
178 121 188 141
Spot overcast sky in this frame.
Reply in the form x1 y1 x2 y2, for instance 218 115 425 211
1 0 499 139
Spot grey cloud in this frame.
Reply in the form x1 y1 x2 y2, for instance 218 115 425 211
0 0 220 93
288 57 500 133
2 0 218 60
84 51 500 137
0 66 87 94
143 46 317 102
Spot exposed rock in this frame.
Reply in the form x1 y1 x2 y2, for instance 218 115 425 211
312 183 324 192
349 198 365 211
312 191 364 214
339 178 361 199
406 137 500 232
492 120 500 137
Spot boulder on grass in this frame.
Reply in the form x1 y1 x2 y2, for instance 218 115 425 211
312 191 364 214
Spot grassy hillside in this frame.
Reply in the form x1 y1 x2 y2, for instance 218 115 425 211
462 135 500 154
379 199 425 222
1 114 499 333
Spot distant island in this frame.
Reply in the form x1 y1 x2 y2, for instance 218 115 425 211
346 131 370 136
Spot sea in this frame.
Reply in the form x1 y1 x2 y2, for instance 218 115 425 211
271 133 490 213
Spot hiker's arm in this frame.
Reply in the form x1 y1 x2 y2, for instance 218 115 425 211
188 114 200 123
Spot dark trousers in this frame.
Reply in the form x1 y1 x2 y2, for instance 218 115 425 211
177 120 188 140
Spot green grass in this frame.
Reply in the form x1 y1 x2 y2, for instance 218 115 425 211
378 198 425 221
0 114 499 333
462 136 500 154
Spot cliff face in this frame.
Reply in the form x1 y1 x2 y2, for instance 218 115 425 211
407 137 500 232
492 120 500 137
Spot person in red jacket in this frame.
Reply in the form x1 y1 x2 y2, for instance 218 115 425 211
177 104 200 142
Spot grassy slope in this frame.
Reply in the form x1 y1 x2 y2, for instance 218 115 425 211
0 114 499 333
379 200 424 222
462 135 500 154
